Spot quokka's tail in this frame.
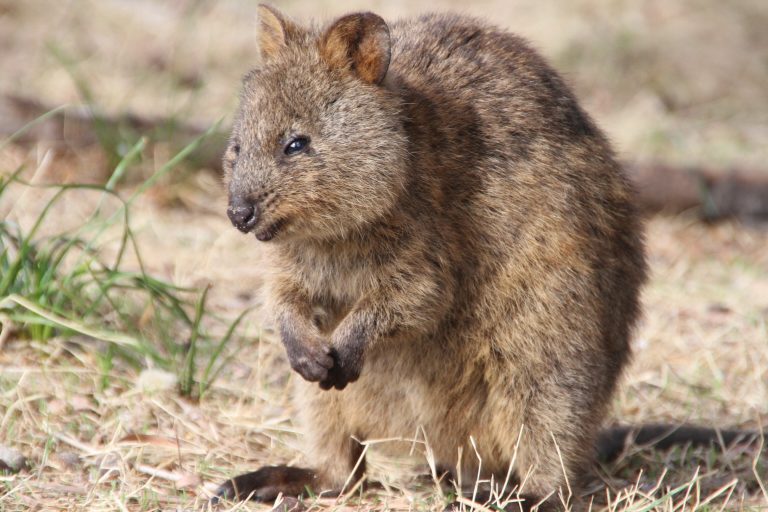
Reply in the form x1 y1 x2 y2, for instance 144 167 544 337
596 424 763 462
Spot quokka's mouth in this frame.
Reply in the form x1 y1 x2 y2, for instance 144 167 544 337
254 219 285 242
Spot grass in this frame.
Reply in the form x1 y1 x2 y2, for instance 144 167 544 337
0 114 246 400
0 1 767 511
1 143 766 512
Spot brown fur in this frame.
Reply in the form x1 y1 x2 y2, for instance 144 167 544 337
220 5 647 510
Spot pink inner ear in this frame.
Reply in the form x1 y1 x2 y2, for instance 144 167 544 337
320 13 391 85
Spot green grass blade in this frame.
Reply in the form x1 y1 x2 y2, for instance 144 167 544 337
181 285 209 396
199 306 254 397
126 118 223 205
0 105 68 153
2 294 142 349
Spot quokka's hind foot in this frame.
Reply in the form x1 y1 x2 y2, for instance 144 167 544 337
212 465 319 503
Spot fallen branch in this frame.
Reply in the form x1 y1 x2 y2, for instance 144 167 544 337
2 94 766 223
625 161 768 223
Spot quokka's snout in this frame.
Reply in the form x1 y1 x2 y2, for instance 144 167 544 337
226 195 259 234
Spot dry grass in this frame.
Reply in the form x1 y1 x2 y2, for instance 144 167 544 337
1 1 767 510
1 161 766 510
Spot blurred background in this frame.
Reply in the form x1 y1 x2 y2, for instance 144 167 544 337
0 1 766 510
2 0 767 167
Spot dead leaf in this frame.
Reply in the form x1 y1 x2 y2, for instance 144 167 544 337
118 433 181 449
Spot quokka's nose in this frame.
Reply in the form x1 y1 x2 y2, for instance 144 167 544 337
227 198 259 233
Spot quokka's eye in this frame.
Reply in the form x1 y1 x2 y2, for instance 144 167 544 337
232 143 241 156
284 136 310 156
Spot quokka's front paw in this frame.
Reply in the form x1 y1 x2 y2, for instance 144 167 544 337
319 342 364 391
289 342 335 383
280 327 334 383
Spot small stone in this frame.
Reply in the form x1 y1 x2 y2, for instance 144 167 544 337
0 445 27 473
137 368 178 392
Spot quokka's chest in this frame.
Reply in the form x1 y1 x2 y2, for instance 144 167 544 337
286 248 379 305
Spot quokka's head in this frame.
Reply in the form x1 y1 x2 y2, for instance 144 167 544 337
224 5 408 243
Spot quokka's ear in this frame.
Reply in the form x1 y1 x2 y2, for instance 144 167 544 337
319 12 391 85
257 4 302 61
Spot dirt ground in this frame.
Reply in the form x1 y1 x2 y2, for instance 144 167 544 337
1 1 767 510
